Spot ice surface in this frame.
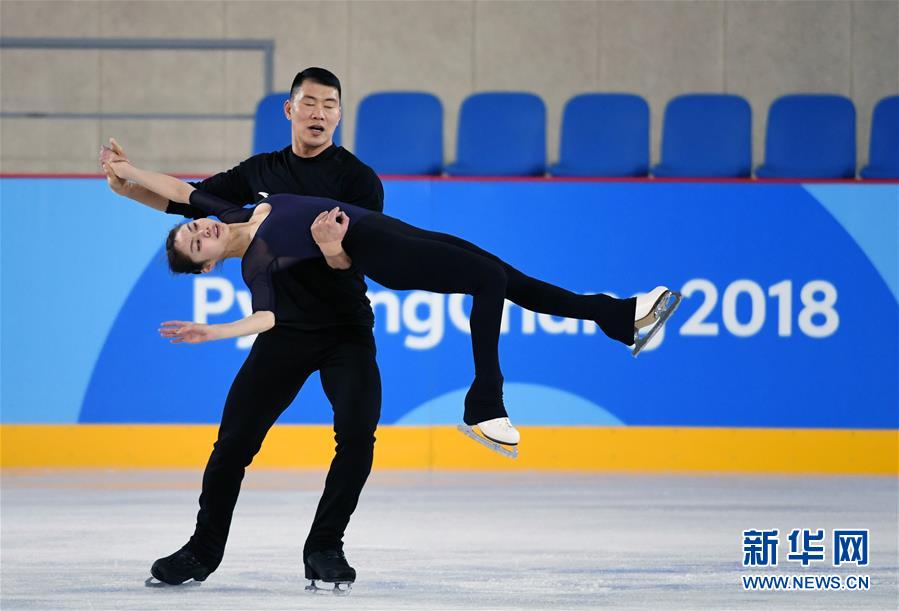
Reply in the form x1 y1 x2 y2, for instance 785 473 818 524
2 470 896 609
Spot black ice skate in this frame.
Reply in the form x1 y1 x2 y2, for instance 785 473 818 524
145 547 211 587
304 550 355 595
632 286 682 357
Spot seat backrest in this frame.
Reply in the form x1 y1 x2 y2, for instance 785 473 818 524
761 94 856 178
252 92 341 155
452 92 546 176
867 95 899 169
556 93 649 176
657 93 752 177
355 92 443 175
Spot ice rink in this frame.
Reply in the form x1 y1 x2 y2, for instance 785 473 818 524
2 469 896 610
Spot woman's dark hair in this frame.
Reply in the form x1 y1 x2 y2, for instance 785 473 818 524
290 67 341 101
165 223 205 274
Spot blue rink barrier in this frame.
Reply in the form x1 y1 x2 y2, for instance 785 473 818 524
1 178 896 429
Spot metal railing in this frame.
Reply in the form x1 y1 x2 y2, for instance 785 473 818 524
0 37 275 120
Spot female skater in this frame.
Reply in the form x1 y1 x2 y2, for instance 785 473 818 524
107 159 679 452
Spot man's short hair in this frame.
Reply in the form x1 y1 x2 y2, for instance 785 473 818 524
290 68 341 101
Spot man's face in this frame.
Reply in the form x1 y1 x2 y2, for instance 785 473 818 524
285 80 341 155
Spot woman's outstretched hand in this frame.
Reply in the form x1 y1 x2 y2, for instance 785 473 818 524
159 321 219 344
99 137 128 165
99 138 131 194
102 159 128 195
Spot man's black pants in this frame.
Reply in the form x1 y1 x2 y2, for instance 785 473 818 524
185 324 381 570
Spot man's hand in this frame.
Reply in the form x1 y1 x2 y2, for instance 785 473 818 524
159 320 220 344
311 207 349 256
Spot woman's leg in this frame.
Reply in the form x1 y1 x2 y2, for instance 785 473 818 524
371 218 637 345
346 217 509 425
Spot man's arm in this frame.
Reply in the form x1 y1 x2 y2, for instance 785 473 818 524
322 250 353 270
159 311 275 344
311 207 352 270
340 164 384 212
316 160 382 274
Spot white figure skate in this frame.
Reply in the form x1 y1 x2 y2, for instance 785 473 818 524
632 286 682 357
457 417 519 459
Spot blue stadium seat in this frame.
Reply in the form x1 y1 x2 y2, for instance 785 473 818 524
549 93 649 177
445 92 545 176
860 95 899 179
652 94 752 178
252 92 341 155
756 94 855 179
355 92 443 175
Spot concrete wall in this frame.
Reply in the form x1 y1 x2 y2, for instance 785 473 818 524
1 0 896 174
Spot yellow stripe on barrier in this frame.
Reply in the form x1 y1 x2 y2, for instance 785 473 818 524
0 425 896 475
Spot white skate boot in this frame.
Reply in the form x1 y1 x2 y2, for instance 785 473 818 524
477 417 520 445
632 286 682 357
457 417 519 459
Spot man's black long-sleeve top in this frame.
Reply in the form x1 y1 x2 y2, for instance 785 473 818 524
167 145 384 329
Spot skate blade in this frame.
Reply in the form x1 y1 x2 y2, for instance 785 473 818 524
632 291 683 357
457 425 519 459
144 576 201 588
305 580 352 595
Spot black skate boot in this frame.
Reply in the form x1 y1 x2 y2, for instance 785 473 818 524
146 547 212 586
304 550 355 594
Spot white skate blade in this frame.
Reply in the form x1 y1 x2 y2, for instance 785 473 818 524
457 424 519 459
632 291 683 357
144 576 201 588
305 579 352 595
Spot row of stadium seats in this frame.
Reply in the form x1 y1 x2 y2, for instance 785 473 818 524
253 92 899 179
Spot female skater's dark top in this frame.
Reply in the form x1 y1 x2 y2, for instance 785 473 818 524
168 145 383 329
189 190 372 319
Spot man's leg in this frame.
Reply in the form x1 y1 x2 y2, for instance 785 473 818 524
185 328 312 572
303 326 381 563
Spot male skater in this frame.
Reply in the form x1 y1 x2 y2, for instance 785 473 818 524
102 68 380 592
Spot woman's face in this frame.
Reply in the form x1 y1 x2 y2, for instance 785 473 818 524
174 218 228 270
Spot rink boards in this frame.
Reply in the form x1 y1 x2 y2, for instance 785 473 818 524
1 178 897 473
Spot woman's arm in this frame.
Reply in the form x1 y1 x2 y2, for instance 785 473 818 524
102 162 170 211
159 311 275 344
99 139 171 211
100 138 254 219
109 160 195 204
107 156 251 222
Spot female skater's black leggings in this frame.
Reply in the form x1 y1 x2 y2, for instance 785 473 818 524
344 215 636 424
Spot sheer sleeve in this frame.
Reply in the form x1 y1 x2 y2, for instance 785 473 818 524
246 266 276 315
187 189 253 224
165 160 256 219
